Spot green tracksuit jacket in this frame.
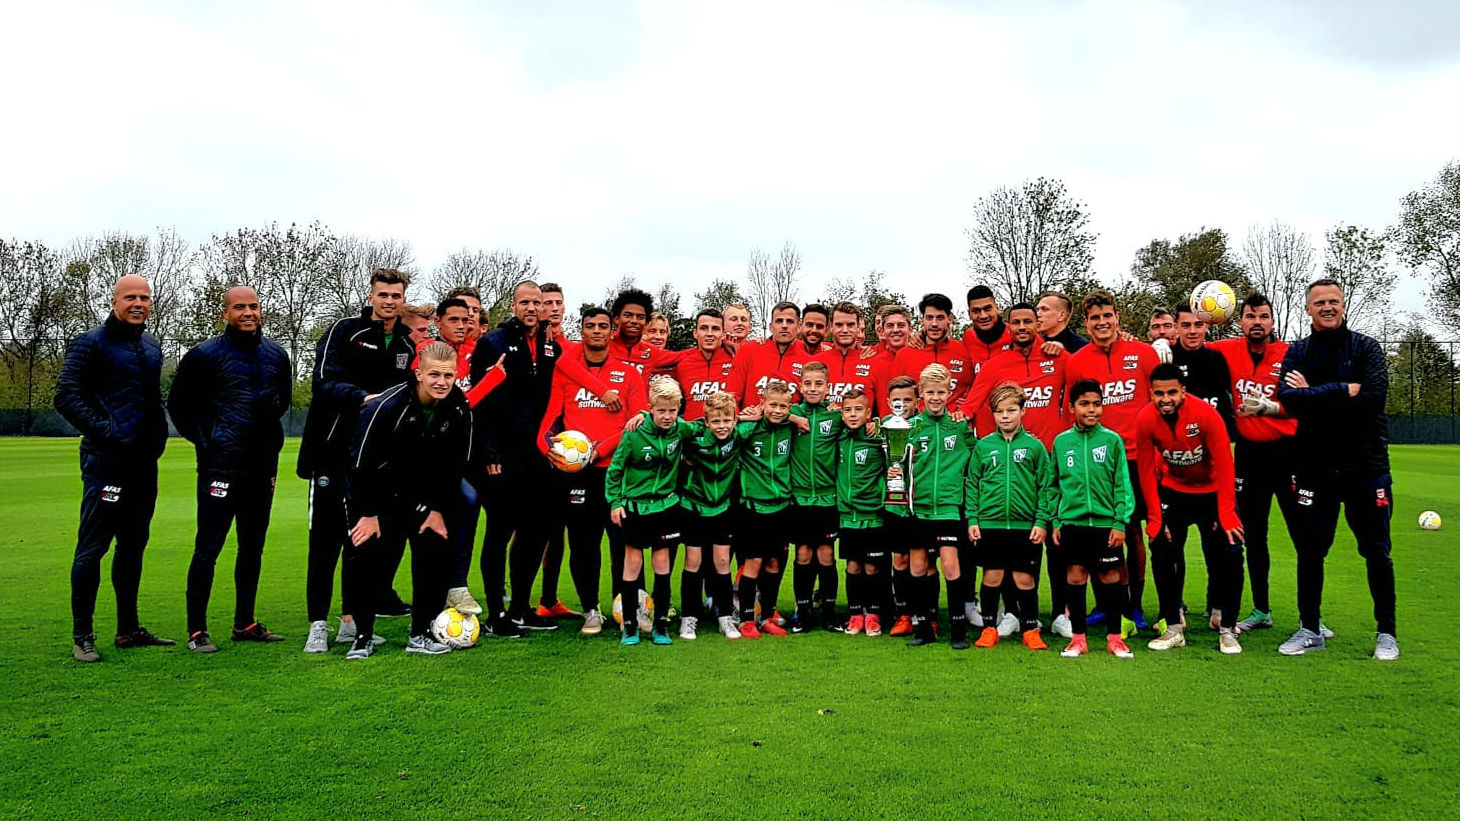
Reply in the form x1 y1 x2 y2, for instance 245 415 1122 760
606 415 692 514
1051 423 1134 529
907 411 976 521
966 427 1056 530
836 427 887 529
680 421 740 517
790 401 841 508
737 418 793 513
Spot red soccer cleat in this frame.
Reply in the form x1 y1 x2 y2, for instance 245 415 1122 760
864 614 882 637
1060 634 1089 657
974 626 1000 648
760 619 789 637
845 615 865 635
1022 629 1048 651
536 600 578 619
889 615 914 637
739 621 762 639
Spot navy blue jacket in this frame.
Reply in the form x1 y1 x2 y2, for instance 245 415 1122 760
54 314 168 463
468 316 558 478
296 308 416 478
1278 323 1390 478
168 326 293 476
346 376 472 520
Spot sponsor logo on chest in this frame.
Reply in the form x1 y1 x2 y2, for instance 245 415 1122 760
1123 354 1141 371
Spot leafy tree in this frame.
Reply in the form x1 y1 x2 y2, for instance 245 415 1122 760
320 236 415 322
428 248 538 330
1323 224 1396 337
1394 160 1460 332
1129 228 1251 338
966 177 1096 306
1386 318 1457 418
693 278 747 314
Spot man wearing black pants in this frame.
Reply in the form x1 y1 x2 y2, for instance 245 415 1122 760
1277 279 1398 660
297 269 415 652
55 275 173 662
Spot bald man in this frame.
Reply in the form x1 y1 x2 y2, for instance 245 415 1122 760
55 275 173 662
168 286 294 653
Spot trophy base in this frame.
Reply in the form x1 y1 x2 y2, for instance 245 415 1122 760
883 491 909 507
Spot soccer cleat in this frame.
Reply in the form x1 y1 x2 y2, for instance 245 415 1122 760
1235 609 1273 633
345 636 375 660
1209 609 1223 631
1152 617 1168 636
739 620 762 639
1121 616 1138 640
789 616 810 635
620 628 640 647
679 616 698 641
188 631 219 654
1278 628 1325 656
950 629 971 651
718 616 742 640
651 623 673 646
484 614 523 639
907 621 936 647
997 611 1019 637
376 598 411 618
232 622 284 643
445 586 483 616
405 634 452 655
1060 634 1088 657
335 619 387 646
512 612 560 632
890 615 914 637
1022 629 1048 651
964 600 983 628
1132 609 1151 631
1373 632 1399 661
822 607 845 633
760 619 789 637
1107 635 1134 658
1218 628 1242 655
974 626 1000 648
304 620 330 653
581 609 604 636
773 609 786 628
72 634 101 663
865 614 883 637
1319 620 1335 639
537 600 578 619
1147 626 1186 651
114 627 176 648
845 615 865 636
1051 613 1073 638
1086 609 1107 626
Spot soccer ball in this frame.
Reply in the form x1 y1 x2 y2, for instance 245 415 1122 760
1419 510 1442 531
550 429 593 473
611 589 653 625
1190 280 1237 325
430 607 480 649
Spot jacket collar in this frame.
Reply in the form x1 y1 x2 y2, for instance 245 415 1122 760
224 325 262 347
104 313 145 340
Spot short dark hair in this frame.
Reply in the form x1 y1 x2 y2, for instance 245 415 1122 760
436 297 469 318
1037 291 1073 314
1081 290 1117 317
1240 292 1271 313
611 288 654 318
1173 304 1196 320
886 375 918 394
1068 379 1103 405
581 306 611 323
444 285 481 302
771 300 800 318
539 282 563 296
1306 278 1343 297
802 302 829 321
918 293 954 315
1007 301 1037 316
694 308 723 325
1150 306 1174 320
966 285 995 303
371 268 409 288
1151 363 1186 385
877 304 911 322
831 301 863 321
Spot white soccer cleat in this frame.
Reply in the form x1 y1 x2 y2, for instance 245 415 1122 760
679 616 698 641
997 611 1020 637
304 620 329 654
1218 628 1242 655
1373 632 1399 661
445 586 483 616
718 615 742 640
1051 613 1073 639
581 608 604 636
1147 626 1186 651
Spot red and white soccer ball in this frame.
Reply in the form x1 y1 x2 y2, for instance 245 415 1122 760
1190 280 1237 325
550 430 592 473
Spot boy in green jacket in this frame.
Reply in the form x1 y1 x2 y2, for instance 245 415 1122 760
835 387 889 637
1051 378 1136 659
789 361 843 632
608 377 693 647
678 391 744 641
967 383 1056 651
735 379 797 638
883 376 920 636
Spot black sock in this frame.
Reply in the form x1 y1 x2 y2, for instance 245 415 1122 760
947 575 968 634
1020 587 1040 632
653 571 671 623
793 562 815 620
1069 581 1089 635
738 574 757 623
893 566 910 616
845 571 861 616
712 570 733 619
1097 580 1129 636
680 568 702 618
979 583 1000 625
761 567 783 619
818 563 839 610
923 574 940 621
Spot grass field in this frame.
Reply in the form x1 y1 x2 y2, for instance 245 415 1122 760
0 438 1456 821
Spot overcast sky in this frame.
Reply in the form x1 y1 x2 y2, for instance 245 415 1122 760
3 0 1456 320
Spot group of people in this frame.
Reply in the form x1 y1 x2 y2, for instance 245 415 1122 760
56 269 1399 663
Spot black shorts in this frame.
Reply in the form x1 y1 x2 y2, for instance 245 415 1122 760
1062 525 1123 573
735 508 792 560
624 509 683 550
839 527 887 562
683 510 734 548
791 505 839 547
912 518 963 553
1127 460 1146 524
975 527 1043 575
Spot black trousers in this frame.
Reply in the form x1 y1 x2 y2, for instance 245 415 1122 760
344 503 452 641
554 467 624 613
185 471 277 634
1294 472 1396 636
1234 437 1300 615
452 478 481 589
1149 488 1245 630
479 468 553 619
305 470 349 623
71 452 158 640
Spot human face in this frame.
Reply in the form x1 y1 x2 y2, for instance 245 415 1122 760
800 371 829 404
460 295 483 339
1176 312 1208 351
223 287 260 333
1147 313 1175 342
763 394 792 423
769 308 799 345
706 411 736 441
882 313 911 349
643 317 669 349
920 381 950 416
650 398 680 430
839 395 869 430
723 307 752 341
1151 379 1185 416
1306 284 1346 331
112 277 152 325
402 314 432 347
416 355 457 404
801 311 827 348
1085 304 1120 346
993 397 1024 435
921 307 950 343
615 302 648 342
541 290 564 330
437 306 471 345
369 280 405 323
967 297 999 331
1240 304 1274 343
830 310 860 349
886 387 917 418
581 314 612 351
512 284 541 328
1072 392 1103 429
693 315 724 352
1007 308 1037 347
1036 295 1068 336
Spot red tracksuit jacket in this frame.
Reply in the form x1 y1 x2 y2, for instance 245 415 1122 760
815 345 891 415
1208 338 1298 443
672 346 737 421
961 343 1067 448
894 338 971 405
1066 338 1159 460
536 352 648 468
962 323 1014 377
727 340 820 406
609 334 684 378
1134 398 1241 536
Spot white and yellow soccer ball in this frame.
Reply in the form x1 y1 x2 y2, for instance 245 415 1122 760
1418 510 1442 531
430 607 480 649
611 589 653 625
550 429 593 473
1190 280 1238 325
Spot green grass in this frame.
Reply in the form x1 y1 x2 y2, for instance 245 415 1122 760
0 439 1456 821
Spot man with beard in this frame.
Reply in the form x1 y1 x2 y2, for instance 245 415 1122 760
727 302 818 406
962 285 1014 378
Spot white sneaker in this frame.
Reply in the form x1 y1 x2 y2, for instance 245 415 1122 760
1373 632 1399 661
997 611 1019 637
1218 628 1242 655
680 616 698 640
718 615 742 640
581 609 604 636
964 600 982 627
1148 626 1187 651
334 619 386 646
345 637 374 660
304 620 329 653
405 634 451 655
1051 613 1073 639
1278 627 1325 656
1319 620 1335 639
445 587 483 616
